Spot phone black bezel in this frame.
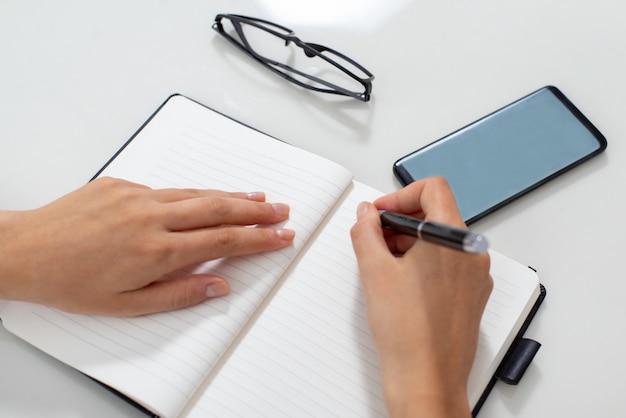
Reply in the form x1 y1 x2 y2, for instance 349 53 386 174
393 85 608 225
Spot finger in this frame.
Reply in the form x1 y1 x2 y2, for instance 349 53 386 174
112 275 231 317
152 188 266 204
350 202 395 280
163 196 290 231
383 233 418 255
165 225 296 269
374 176 465 226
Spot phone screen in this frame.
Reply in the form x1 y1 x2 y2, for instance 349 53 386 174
393 86 607 224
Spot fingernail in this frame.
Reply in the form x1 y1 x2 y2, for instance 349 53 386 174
205 280 229 298
272 203 290 217
357 202 371 220
247 192 265 202
276 228 295 240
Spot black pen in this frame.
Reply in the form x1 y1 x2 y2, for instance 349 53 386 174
379 210 489 254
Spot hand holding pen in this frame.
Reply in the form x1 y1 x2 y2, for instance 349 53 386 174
350 176 493 417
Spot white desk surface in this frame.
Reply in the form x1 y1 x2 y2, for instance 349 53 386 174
1 1 625 416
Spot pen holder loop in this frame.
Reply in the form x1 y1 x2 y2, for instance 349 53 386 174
495 338 541 385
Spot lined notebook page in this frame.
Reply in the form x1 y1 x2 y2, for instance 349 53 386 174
1 95 354 418
186 181 541 417
468 248 541 406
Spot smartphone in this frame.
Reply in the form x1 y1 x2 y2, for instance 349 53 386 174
393 86 607 224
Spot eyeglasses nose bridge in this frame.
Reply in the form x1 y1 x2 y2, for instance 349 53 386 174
302 43 325 58
283 34 297 48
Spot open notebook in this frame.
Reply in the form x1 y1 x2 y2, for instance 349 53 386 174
0 95 543 418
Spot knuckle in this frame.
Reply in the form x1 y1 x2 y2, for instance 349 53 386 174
261 227 281 246
245 227 276 249
182 188 203 198
212 227 239 249
350 214 376 242
169 283 197 309
205 197 232 218
93 176 119 187
141 237 179 266
429 175 451 188
350 221 364 240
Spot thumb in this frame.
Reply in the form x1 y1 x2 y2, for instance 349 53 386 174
350 202 391 274
119 275 230 316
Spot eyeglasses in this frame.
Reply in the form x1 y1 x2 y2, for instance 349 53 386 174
212 14 374 102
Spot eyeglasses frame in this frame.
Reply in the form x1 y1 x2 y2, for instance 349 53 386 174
212 14 374 102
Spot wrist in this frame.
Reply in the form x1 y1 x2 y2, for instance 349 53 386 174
0 210 27 300
379 349 471 418
385 390 470 418
384 376 471 418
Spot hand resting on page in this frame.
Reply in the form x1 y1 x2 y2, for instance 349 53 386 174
0 177 295 316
